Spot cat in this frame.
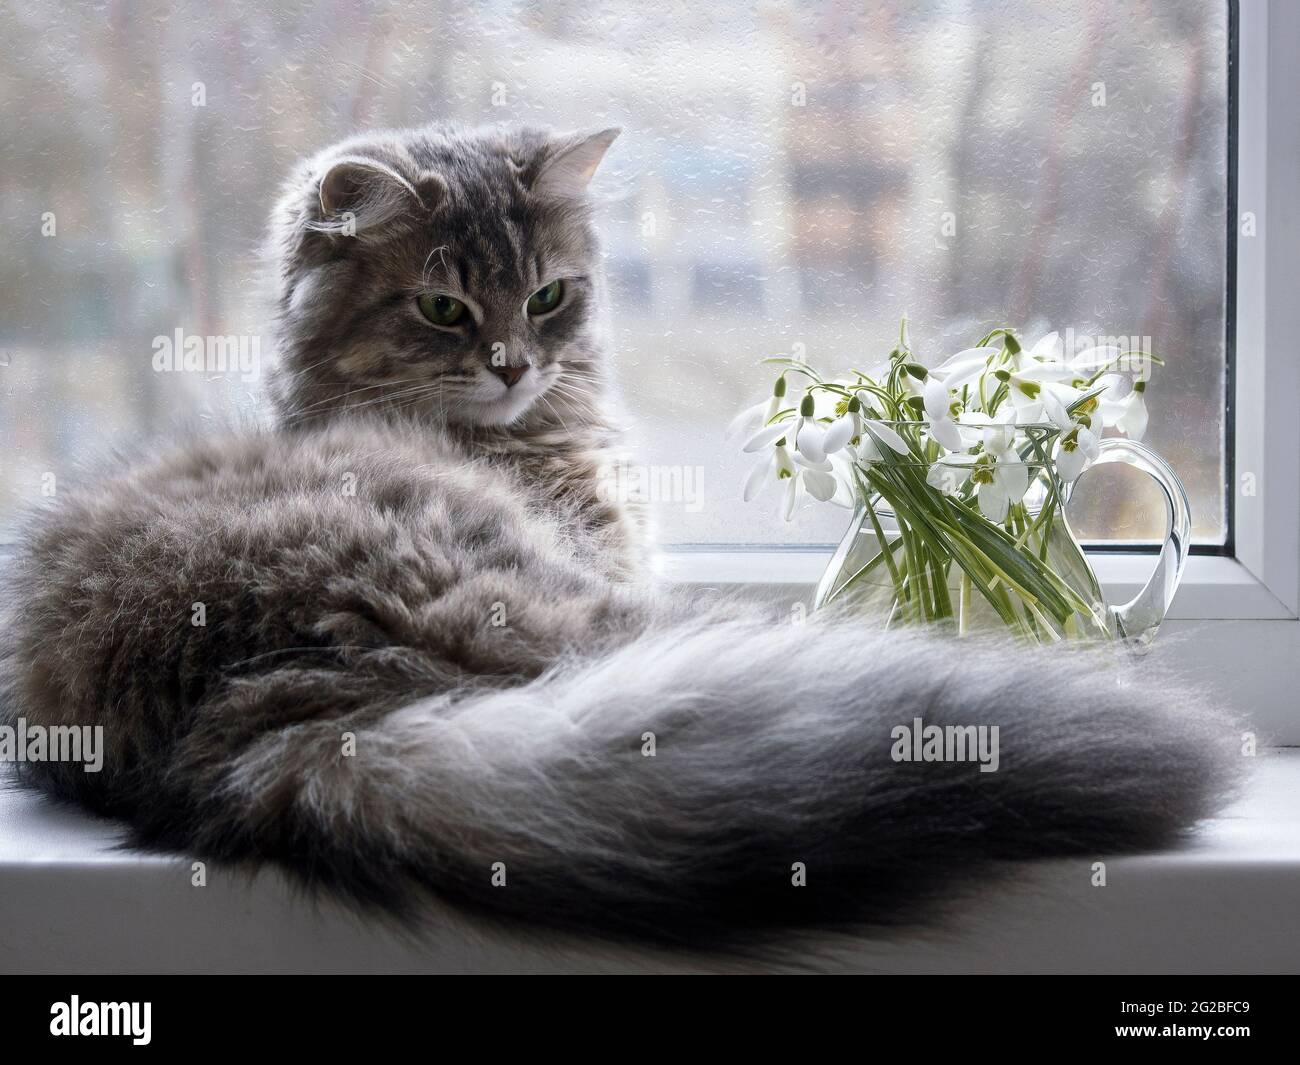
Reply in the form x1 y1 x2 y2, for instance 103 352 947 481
0 123 1240 955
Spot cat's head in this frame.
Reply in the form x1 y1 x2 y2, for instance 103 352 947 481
266 124 619 431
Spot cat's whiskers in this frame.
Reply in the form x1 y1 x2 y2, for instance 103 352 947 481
281 379 441 423
548 380 600 413
537 392 573 435
292 383 448 423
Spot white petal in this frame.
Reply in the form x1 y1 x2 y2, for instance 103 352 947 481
989 400 1016 423
821 415 854 455
742 421 791 453
1039 387 1073 430
1012 360 1075 383
978 482 1010 522
1081 405 1105 436
1096 372 1130 402
1055 443 1088 482
923 377 951 422
792 452 833 472
934 346 996 374
828 453 858 507
774 444 796 477
933 347 998 391
742 457 771 502
781 476 799 521
795 420 826 464
954 411 992 448
927 463 966 496
1119 394 1148 440
1076 424 1101 461
863 420 912 455
982 422 1016 454
726 399 768 441
802 469 838 501
995 459 1030 502
1009 386 1045 424
1028 331 1062 362
1070 345 1123 373
931 416 965 452
856 434 883 463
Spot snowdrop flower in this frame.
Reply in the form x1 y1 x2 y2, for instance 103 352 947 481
742 435 838 520
793 456 839 505
927 448 1031 522
1055 422 1101 482
741 419 793 453
930 345 1003 392
735 376 792 451
995 363 1072 429
1099 379 1149 440
855 414 914 464
742 440 794 502
821 396 861 455
925 453 976 497
954 410 1017 453
922 375 965 451
1016 331 1064 369
789 393 828 463
780 450 838 520
926 414 1031 521
822 395 914 460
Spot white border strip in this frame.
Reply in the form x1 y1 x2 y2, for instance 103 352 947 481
1234 0 1300 616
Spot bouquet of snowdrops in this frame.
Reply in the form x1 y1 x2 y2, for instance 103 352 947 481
731 320 1160 641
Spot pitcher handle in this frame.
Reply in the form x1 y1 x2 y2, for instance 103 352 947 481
1076 438 1192 650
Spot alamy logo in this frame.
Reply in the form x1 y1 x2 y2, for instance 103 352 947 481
890 716 1000 773
50 997 151 1045
151 327 261 381
0 717 103 773
597 459 705 512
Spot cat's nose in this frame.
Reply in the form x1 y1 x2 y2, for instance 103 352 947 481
490 364 530 388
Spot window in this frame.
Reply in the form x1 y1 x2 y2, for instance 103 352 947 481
0 1 1232 553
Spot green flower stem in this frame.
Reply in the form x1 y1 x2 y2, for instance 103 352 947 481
863 467 1033 633
860 489 907 608
929 553 954 619
865 455 1099 635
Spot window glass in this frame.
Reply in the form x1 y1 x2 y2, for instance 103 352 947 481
0 1 1228 545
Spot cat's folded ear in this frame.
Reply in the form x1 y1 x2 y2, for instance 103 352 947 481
531 128 621 200
307 155 443 235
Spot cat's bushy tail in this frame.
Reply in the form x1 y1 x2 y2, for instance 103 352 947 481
136 612 1240 952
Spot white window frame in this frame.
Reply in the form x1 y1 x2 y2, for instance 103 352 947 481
662 0 1300 738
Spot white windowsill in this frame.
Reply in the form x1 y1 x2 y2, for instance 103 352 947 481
2 751 1296 973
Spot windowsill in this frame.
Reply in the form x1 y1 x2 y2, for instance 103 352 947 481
2 751 1296 973
656 548 1298 622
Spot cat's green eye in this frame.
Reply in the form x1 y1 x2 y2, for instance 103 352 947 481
526 280 564 316
417 293 468 327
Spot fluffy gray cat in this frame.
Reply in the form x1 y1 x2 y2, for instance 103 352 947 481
1 123 1240 954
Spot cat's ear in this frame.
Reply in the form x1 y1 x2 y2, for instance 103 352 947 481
531 128 621 199
310 155 429 233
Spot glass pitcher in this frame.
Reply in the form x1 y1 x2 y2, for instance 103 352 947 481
812 425 1191 650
